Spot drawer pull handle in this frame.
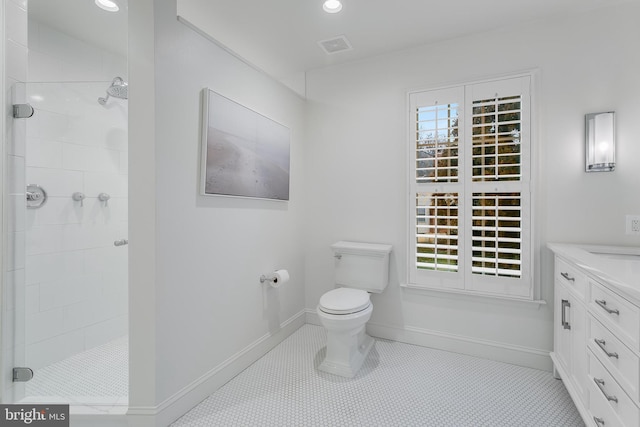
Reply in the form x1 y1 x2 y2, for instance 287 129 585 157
593 378 618 403
593 416 605 426
561 299 571 330
595 339 619 359
595 299 620 315
560 272 575 282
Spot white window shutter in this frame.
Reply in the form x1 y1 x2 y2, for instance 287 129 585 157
409 75 532 299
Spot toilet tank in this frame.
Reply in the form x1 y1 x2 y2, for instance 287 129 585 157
331 241 393 293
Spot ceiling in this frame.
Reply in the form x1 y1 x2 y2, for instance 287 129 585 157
29 0 632 87
176 0 631 84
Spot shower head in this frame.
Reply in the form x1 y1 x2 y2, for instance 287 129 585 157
98 77 128 105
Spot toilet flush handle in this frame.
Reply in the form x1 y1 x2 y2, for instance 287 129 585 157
334 254 342 260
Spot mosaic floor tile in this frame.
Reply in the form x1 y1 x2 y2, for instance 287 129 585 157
172 325 583 427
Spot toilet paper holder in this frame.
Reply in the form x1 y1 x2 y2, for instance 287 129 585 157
259 269 290 287
260 273 278 284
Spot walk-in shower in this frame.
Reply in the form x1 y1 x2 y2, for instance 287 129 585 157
98 77 129 105
7 80 129 411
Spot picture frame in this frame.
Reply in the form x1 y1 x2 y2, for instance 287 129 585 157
200 89 290 200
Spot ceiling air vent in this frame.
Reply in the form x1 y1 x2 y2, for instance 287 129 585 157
318 35 353 55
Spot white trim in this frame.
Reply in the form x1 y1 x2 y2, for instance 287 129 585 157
367 321 552 371
307 309 550 370
400 282 547 306
305 308 322 326
406 68 540 98
127 310 306 426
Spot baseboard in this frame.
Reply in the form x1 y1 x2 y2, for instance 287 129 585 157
306 309 551 371
127 310 306 427
305 309 321 326
367 321 552 371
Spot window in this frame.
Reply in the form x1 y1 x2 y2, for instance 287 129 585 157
408 76 532 298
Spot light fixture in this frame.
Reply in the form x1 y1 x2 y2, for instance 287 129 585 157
323 0 343 14
585 111 615 172
95 0 119 12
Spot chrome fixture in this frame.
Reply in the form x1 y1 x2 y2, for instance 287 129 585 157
114 239 128 247
98 77 128 105
593 377 618 403
13 103 34 119
98 192 111 206
585 111 615 172
26 184 47 209
561 299 571 330
72 192 86 207
260 274 276 284
12 367 33 383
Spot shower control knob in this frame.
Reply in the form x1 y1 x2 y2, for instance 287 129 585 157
26 185 47 209
27 192 42 201
98 192 111 206
72 192 86 207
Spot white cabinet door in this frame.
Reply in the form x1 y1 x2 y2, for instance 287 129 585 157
570 298 587 402
555 282 572 373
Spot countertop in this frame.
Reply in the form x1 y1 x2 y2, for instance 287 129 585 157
548 243 640 305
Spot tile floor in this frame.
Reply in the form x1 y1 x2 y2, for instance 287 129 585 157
24 335 128 405
171 325 584 427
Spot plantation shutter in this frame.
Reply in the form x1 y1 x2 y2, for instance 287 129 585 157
409 87 464 290
409 75 532 298
465 77 531 297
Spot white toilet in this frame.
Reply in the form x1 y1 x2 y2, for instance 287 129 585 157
317 241 392 378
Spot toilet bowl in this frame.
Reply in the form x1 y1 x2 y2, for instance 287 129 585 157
316 241 392 378
317 288 374 378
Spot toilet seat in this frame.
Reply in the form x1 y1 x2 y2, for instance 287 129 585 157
318 288 370 315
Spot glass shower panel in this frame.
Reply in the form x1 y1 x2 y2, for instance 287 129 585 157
16 81 128 407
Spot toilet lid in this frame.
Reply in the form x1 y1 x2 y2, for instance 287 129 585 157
319 288 370 315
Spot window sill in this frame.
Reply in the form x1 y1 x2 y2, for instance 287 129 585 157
400 282 547 307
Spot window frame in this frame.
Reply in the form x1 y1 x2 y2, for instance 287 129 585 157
406 72 537 300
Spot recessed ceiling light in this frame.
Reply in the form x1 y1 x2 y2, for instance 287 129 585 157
95 0 119 12
323 0 342 14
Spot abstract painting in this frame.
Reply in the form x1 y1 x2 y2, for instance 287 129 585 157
201 89 290 200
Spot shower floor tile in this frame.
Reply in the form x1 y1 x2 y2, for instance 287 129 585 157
24 335 128 405
172 324 583 427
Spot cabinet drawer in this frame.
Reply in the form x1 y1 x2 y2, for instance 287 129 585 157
588 376 625 427
555 257 587 298
589 281 640 351
588 352 640 427
588 315 640 403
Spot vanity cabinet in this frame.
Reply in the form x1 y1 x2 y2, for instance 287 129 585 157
549 244 640 427
552 257 588 404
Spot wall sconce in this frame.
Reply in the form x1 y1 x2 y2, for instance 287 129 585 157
585 111 615 172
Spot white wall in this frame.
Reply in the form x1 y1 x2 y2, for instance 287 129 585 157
304 2 640 368
28 20 127 83
128 1 306 423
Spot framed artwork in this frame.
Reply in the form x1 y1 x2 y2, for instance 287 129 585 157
200 89 290 200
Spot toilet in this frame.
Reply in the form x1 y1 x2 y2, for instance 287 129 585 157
317 241 393 378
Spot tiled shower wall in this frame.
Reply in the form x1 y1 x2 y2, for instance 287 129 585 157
3 0 29 404
24 21 128 370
